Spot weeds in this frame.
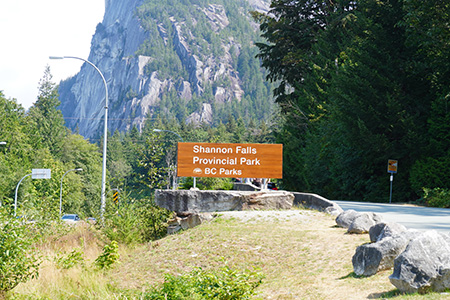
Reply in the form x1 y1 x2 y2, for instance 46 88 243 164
143 265 263 299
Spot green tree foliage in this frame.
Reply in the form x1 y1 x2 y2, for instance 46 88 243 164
0 67 102 219
0 214 40 297
254 0 449 202
102 196 173 244
94 241 120 270
27 65 67 156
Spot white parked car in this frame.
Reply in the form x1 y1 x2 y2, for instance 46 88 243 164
61 214 81 223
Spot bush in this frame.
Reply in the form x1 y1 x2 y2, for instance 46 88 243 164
0 216 40 297
102 197 173 245
410 157 450 193
94 241 120 270
55 248 84 269
144 265 263 299
422 187 450 208
181 177 234 190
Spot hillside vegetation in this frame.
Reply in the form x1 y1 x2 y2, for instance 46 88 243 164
12 209 447 299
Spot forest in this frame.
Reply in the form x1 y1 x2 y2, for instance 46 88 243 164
254 0 450 204
0 66 275 221
2 0 450 225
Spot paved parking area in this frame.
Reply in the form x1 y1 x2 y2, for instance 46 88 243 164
334 200 450 232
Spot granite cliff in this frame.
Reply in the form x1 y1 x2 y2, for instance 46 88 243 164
58 0 272 139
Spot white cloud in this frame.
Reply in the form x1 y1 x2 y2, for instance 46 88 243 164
0 0 104 109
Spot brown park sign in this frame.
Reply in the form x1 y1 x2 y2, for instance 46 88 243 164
177 142 283 178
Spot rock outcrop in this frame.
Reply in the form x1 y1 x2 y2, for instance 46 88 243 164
292 193 343 216
58 0 272 139
155 189 294 213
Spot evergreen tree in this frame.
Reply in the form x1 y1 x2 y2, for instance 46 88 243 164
27 66 67 156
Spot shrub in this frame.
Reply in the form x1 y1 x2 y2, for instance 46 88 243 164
102 203 143 245
0 217 40 297
181 177 234 190
410 157 450 193
144 265 263 299
422 187 450 208
94 241 119 270
55 248 84 269
102 198 172 245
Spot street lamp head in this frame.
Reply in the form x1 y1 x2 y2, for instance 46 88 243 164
0 142 6 145
75 168 83 172
49 56 65 60
153 129 162 132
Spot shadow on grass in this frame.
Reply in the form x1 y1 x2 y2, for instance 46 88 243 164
338 272 367 279
367 289 412 299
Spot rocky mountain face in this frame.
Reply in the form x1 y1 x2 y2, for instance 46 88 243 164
58 0 271 139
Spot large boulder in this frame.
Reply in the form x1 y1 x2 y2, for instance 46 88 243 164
240 191 294 210
389 230 450 294
155 189 294 213
167 213 214 234
369 222 407 242
352 230 416 276
335 210 360 228
347 212 384 234
292 193 343 216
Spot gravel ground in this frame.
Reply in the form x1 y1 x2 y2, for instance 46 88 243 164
213 209 320 223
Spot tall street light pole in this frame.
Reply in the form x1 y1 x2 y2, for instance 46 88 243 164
49 56 108 222
153 129 185 190
59 168 83 219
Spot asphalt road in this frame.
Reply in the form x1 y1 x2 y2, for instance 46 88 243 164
333 200 450 232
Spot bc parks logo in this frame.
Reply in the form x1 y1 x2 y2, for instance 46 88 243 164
193 168 203 175
192 167 242 176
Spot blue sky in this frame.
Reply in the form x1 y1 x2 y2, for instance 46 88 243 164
0 0 104 109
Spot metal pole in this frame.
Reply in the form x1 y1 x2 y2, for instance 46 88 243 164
49 56 108 223
14 173 32 217
389 174 393 204
59 168 82 219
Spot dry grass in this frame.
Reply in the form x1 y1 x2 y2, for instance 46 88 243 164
112 210 393 299
12 210 450 299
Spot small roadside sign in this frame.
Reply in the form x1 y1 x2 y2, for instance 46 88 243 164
32 169 51 179
387 160 398 174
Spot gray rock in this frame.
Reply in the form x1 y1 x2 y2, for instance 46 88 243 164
58 0 270 138
389 230 450 294
369 222 407 242
353 233 412 276
186 103 213 125
292 193 343 216
240 191 294 210
335 209 360 228
347 212 384 234
155 190 294 213
167 213 214 234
